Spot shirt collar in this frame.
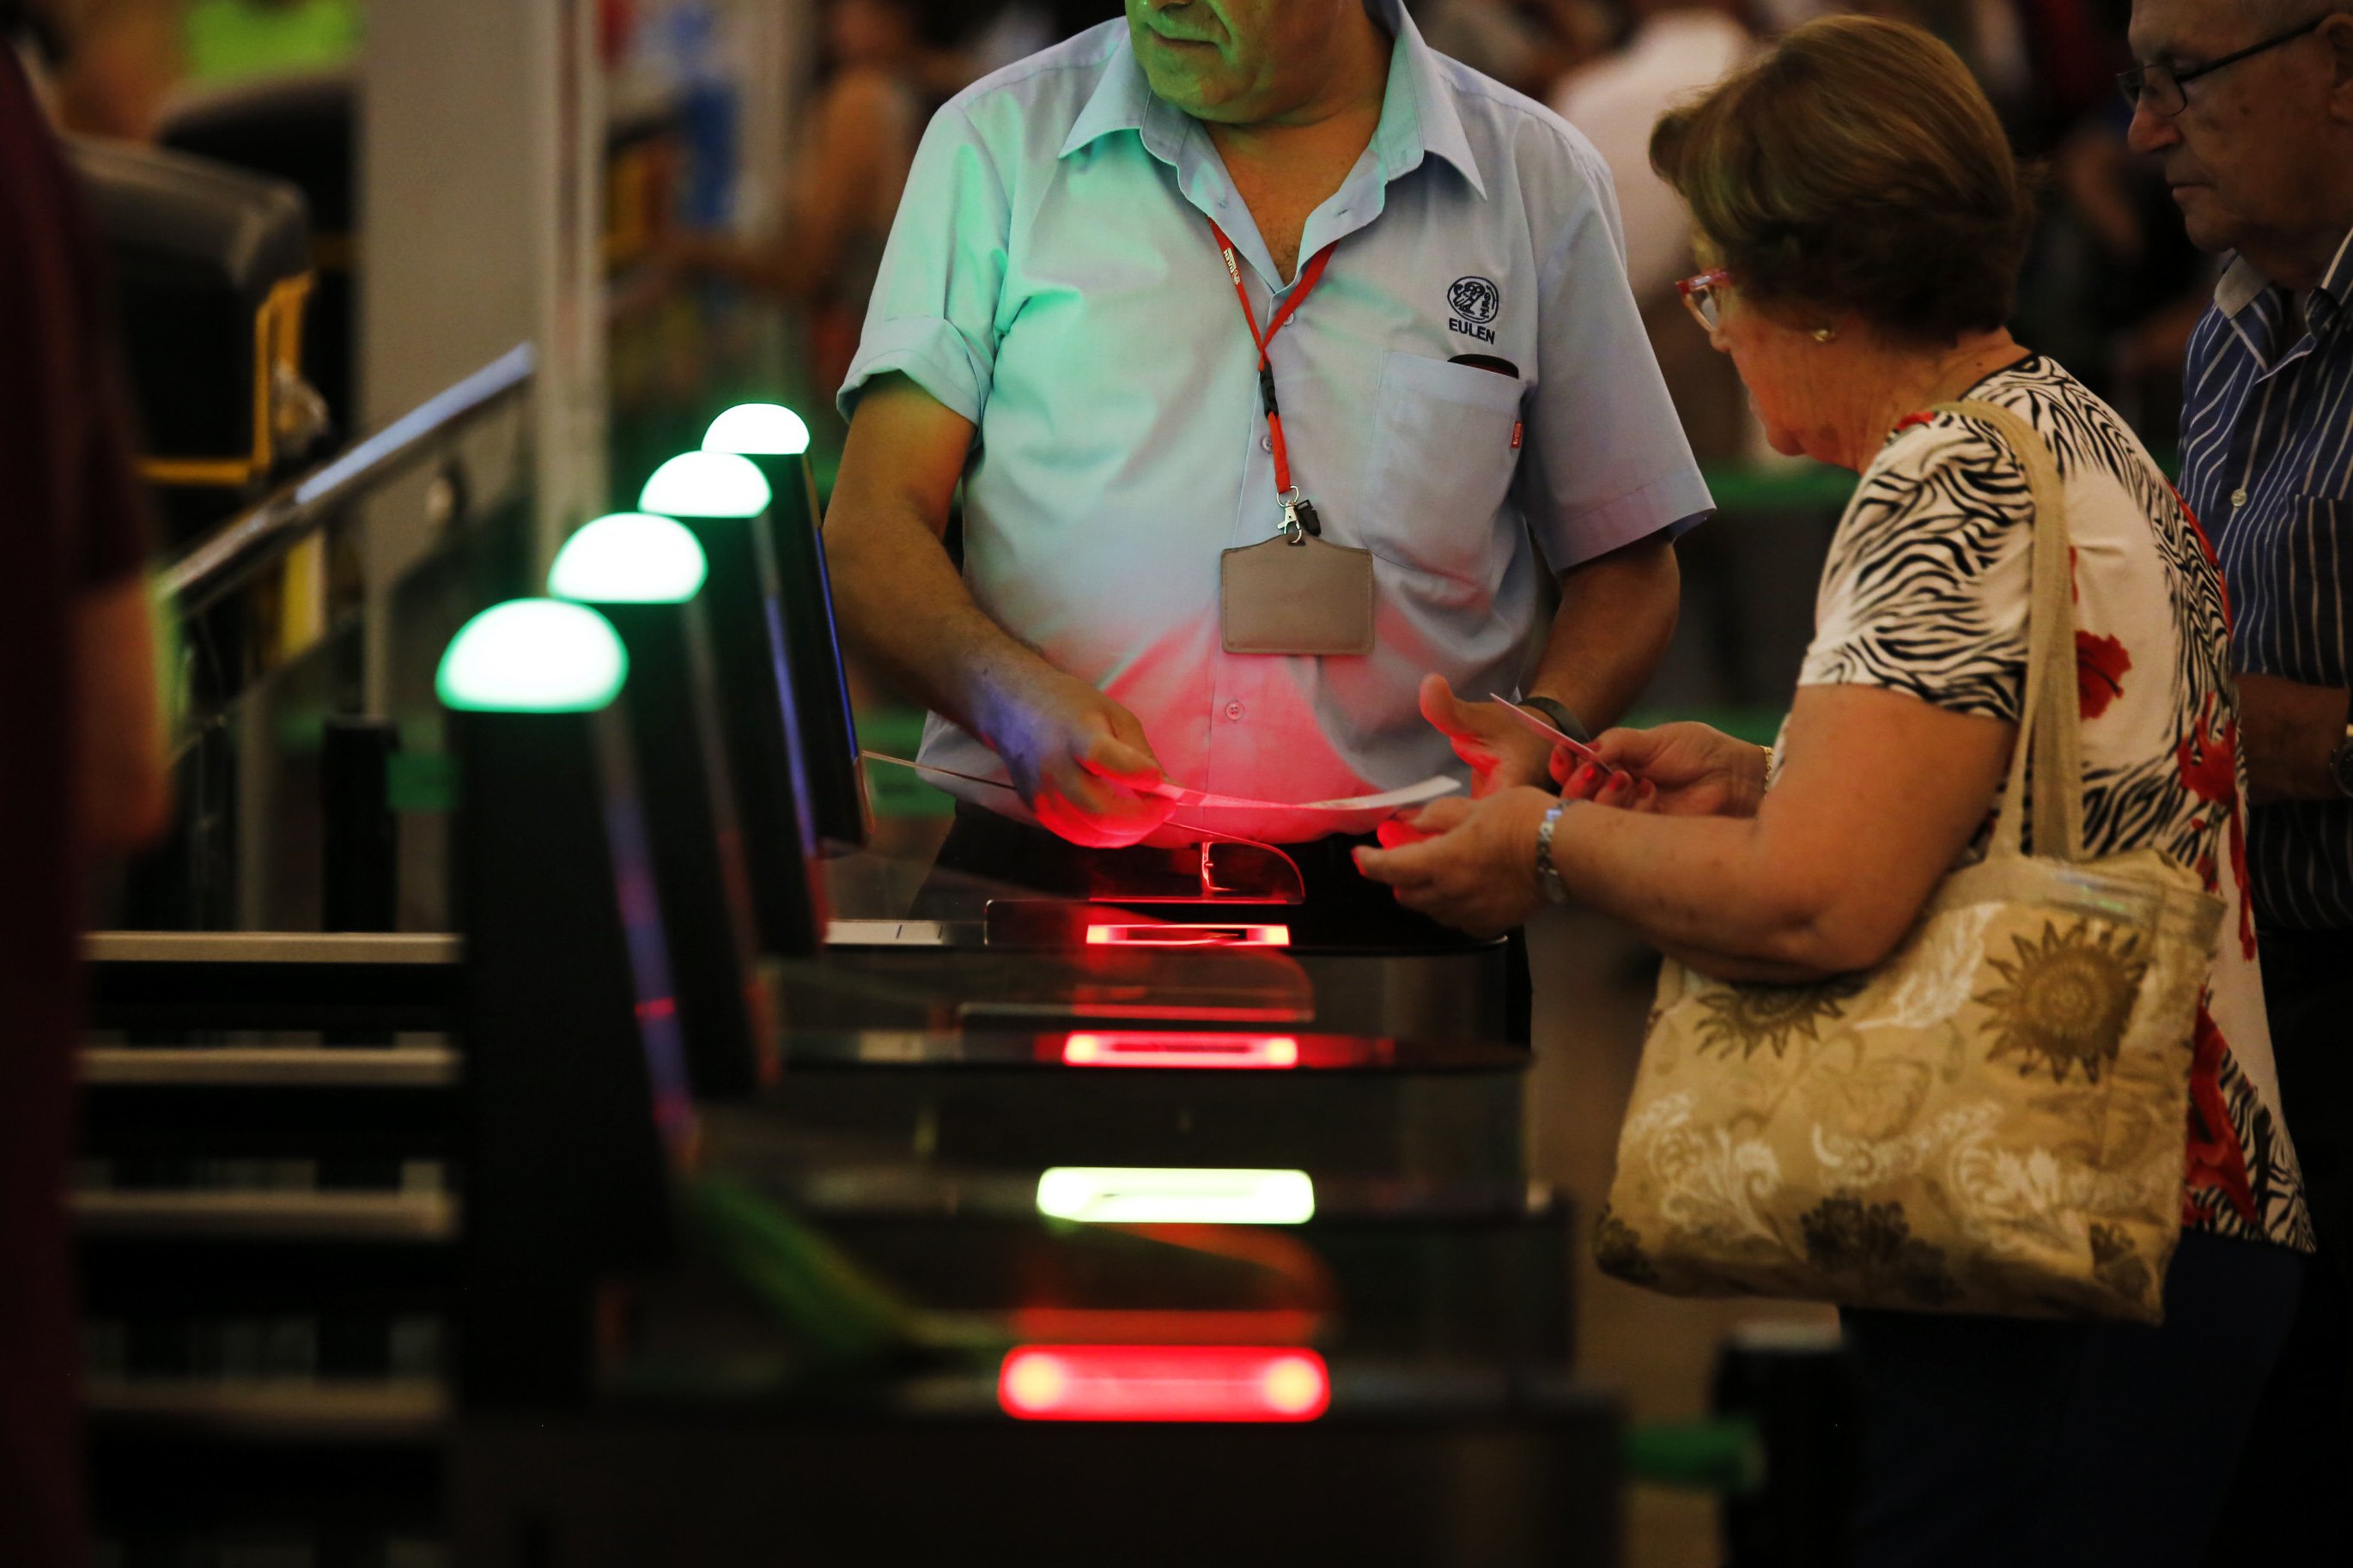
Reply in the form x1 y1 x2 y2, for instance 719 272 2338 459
2216 225 2353 319
2214 225 2353 368
1058 0 1486 199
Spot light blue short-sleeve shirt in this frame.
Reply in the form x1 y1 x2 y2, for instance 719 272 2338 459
842 2 1712 843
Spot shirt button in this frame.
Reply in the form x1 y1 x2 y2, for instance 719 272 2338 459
2232 488 2250 508
1261 434 1273 453
1225 702 1245 721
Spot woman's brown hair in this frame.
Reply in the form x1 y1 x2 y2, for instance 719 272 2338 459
1649 15 2034 346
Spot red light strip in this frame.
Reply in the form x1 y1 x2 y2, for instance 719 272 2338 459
1061 1032 1300 1069
1007 1308 1322 1345
998 1346 1330 1423
1083 924 1291 948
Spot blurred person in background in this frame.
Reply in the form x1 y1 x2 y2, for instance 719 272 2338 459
1550 0 1760 722
1415 0 1612 97
2018 0 2209 441
2122 0 2353 1557
1550 0 1752 312
1550 0 1753 461
660 0 974 395
45 0 356 142
1359 19 2308 1561
970 1 1126 73
1753 0 1833 25
1 4 171 1562
49 0 175 138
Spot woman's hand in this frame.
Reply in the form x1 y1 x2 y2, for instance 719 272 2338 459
1353 787 1557 938
1555 723 1767 819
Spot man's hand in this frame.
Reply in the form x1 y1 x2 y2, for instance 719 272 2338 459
1555 722 1766 819
2237 674 2349 805
1419 674 1557 796
827 375 1177 846
1353 787 1555 938
992 670 1180 848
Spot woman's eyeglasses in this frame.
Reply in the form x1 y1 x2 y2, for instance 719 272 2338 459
1676 268 1733 334
2118 15 2327 117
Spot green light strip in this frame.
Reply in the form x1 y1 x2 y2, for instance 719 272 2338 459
1034 1167 1316 1225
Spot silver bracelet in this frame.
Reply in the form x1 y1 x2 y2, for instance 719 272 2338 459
1535 799 1571 905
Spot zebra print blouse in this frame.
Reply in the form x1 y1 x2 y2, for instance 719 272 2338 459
1797 356 2312 1250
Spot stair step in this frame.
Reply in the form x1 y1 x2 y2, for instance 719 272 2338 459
72 1190 459 1243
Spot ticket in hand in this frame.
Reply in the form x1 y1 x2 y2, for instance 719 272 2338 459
1487 695 1626 779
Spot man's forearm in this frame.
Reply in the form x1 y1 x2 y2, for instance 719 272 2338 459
1525 532 1681 733
2238 672 2350 804
825 498 1062 750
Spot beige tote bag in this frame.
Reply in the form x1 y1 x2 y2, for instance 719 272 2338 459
1597 402 2223 1324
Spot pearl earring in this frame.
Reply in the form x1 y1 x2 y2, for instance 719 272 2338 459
1812 326 1838 343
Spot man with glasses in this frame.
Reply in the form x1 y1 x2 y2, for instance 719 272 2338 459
2127 1 2353 1549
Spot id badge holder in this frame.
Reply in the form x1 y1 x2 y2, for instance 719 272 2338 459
1220 499 1375 655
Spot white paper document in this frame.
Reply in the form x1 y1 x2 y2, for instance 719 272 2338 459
1146 775 1462 813
862 751 1460 815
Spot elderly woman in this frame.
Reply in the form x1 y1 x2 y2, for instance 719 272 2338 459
1359 16 2309 1565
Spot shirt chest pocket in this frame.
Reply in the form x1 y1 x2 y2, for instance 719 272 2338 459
2281 495 2352 684
1354 351 1527 603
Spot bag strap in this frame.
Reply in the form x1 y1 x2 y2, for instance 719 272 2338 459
1930 398 2083 865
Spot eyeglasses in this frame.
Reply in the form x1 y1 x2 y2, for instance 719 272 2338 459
2118 15 2329 116
1676 268 1734 333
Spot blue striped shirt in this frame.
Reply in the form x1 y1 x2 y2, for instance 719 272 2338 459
2180 228 2353 931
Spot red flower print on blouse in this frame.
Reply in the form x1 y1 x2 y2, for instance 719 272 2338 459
2076 632 2131 719
2176 692 2258 959
2185 1002 2259 1227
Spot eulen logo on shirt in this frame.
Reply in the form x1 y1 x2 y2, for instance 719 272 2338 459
1448 277 1500 343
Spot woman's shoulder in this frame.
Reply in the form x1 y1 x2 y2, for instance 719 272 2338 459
1851 379 2043 534
1871 356 2160 498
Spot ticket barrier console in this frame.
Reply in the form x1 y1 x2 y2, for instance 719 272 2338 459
655 409 1517 1047
547 507 1534 1181
64 593 1592 1560
461 584 1566 1346
441 600 1620 1565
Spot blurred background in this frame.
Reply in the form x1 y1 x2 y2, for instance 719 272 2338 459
15 4 2197 1565
15 0 2192 745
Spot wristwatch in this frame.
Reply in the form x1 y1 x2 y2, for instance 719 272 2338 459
1535 799 1572 904
1518 695 1590 745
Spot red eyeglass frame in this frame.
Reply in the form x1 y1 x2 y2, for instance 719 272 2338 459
1675 267 1735 332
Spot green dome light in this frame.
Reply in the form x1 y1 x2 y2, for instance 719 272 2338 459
549 513 709 605
435 599 629 713
639 452 771 519
702 403 812 457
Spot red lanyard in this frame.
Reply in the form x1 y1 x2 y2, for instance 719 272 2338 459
1208 219 1336 516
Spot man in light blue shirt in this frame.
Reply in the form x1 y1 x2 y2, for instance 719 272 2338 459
827 0 1709 868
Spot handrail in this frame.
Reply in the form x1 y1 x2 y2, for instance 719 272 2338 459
163 343 536 612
